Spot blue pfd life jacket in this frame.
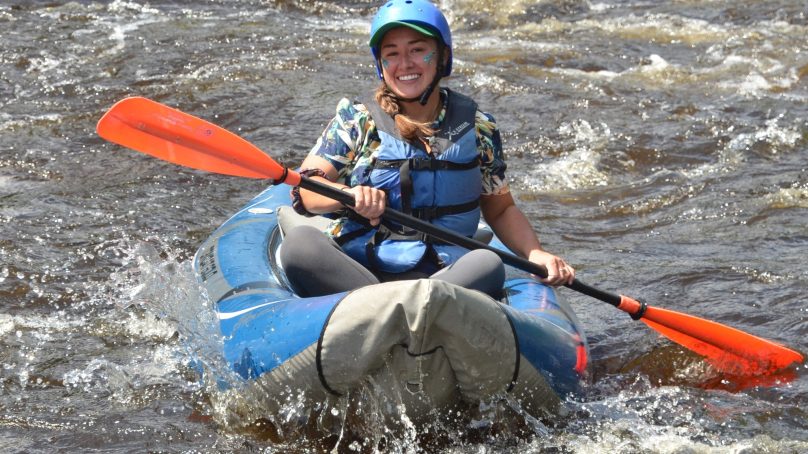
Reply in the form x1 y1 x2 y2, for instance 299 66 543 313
335 89 482 273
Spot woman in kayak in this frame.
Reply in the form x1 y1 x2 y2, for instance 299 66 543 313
281 0 575 297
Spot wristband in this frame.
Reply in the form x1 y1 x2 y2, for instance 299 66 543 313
290 168 329 216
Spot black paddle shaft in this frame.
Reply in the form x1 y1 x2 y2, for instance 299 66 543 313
297 176 626 309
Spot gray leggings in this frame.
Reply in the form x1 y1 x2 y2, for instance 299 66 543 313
280 225 505 299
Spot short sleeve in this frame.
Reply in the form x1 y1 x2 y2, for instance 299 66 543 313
476 111 509 196
309 98 368 176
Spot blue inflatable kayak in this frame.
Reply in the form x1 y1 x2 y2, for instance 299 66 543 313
193 184 588 421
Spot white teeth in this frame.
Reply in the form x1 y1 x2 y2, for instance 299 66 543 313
398 74 419 81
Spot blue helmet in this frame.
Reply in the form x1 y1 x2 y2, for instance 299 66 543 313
369 0 453 79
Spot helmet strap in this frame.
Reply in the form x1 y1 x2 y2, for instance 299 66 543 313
381 78 440 105
417 74 440 105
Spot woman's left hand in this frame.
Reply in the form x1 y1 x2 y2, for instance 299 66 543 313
528 250 575 286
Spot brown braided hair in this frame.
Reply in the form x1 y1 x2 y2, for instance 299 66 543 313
374 83 436 143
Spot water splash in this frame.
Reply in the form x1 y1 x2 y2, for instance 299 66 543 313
109 241 235 379
768 186 808 209
728 116 802 157
201 351 572 451
518 119 611 191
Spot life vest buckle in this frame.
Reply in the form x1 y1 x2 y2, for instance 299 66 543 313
414 206 439 220
409 157 439 171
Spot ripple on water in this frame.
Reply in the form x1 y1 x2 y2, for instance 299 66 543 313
1 0 807 451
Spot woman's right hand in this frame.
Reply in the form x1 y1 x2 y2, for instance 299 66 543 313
345 185 386 226
528 249 575 286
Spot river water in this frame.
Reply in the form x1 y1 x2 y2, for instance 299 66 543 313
1 0 806 452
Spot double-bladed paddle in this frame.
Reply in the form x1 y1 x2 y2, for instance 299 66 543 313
97 96 804 377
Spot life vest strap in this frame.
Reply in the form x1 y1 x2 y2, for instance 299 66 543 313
374 157 480 214
411 199 479 221
364 223 450 271
373 157 479 171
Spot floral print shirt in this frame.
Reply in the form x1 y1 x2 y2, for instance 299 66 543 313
309 88 509 194
306 88 510 235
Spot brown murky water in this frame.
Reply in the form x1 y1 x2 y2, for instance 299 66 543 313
1 1 806 452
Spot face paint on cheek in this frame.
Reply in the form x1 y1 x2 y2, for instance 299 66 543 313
382 59 390 69
423 51 435 65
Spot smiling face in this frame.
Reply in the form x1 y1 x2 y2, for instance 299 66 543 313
378 26 441 100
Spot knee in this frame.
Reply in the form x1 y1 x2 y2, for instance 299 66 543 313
441 249 505 298
280 225 330 265
464 249 504 278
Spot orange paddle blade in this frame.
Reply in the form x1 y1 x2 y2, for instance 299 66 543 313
96 97 297 183
640 306 804 375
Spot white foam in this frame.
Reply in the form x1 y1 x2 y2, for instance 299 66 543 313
521 120 611 191
0 113 63 132
107 0 160 15
92 2 168 57
685 116 800 179
0 313 13 337
767 187 808 209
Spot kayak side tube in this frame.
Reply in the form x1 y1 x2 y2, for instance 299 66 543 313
192 184 588 420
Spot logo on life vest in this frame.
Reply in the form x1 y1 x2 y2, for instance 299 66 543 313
446 121 471 141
